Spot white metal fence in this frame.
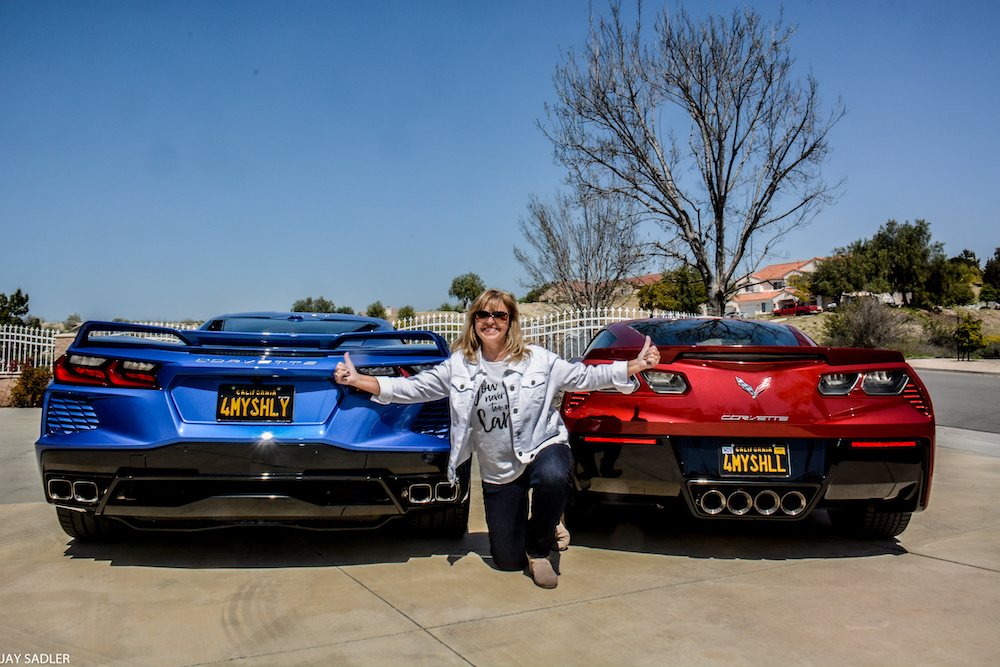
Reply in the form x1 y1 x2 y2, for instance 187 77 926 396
396 307 695 358
0 324 59 375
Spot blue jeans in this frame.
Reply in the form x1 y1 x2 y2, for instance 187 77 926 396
481 444 573 570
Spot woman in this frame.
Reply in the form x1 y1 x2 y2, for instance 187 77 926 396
335 289 659 588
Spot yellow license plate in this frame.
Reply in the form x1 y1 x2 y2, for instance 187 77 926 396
720 444 790 478
217 384 294 422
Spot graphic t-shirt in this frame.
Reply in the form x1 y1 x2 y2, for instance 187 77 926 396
471 358 525 484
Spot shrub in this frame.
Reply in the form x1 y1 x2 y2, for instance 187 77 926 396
920 316 956 347
822 298 905 349
980 336 1000 359
9 360 51 408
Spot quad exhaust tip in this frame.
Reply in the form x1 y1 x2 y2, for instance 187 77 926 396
697 488 809 517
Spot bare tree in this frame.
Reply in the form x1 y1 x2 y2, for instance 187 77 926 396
515 191 648 309
542 2 845 315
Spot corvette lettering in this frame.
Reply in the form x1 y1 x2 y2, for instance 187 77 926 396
721 415 789 422
196 358 318 365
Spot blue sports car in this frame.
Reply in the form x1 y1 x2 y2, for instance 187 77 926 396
35 313 467 540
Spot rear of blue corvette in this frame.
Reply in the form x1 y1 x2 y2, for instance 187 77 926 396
35 314 467 541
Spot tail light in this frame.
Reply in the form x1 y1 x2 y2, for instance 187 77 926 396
817 373 860 396
861 370 909 395
55 354 161 389
355 363 440 379
818 370 909 397
902 381 931 416
564 392 589 411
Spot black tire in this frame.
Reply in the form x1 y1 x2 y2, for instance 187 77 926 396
406 497 469 538
829 506 912 539
56 508 121 541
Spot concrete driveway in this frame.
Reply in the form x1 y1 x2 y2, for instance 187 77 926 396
1 406 998 666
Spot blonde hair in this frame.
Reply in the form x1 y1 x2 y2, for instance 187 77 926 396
452 289 529 363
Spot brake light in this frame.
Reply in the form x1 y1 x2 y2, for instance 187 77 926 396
583 435 658 445
55 355 161 389
850 440 918 448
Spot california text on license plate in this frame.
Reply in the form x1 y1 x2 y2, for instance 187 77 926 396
217 385 294 422
720 444 790 477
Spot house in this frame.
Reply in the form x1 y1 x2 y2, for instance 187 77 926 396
728 258 831 316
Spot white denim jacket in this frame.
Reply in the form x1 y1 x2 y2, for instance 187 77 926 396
372 345 636 484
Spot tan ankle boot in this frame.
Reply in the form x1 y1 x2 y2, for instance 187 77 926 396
528 556 558 588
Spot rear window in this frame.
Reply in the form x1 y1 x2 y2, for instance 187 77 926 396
206 318 384 335
630 319 802 347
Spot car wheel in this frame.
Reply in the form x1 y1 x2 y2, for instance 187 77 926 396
56 508 120 541
828 506 912 539
406 497 470 538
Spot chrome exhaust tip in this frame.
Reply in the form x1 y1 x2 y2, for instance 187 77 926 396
48 479 73 502
754 490 780 516
699 489 727 515
727 490 753 516
407 483 433 505
73 480 100 504
434 481 458 502
780 491 807 516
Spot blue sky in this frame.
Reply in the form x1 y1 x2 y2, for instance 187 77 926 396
2 0 998 322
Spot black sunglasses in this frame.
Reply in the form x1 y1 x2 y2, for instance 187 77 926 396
474 310 510 322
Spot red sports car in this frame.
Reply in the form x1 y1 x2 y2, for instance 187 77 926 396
561 318 934 539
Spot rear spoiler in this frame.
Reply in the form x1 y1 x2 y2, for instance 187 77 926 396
585 345 906 366
72 321 451 357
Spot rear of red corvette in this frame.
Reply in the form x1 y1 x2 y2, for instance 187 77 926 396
561 319 935 539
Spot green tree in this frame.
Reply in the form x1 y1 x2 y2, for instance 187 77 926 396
922 256 976 307
983 248 1000 290
955 315 986 361
542 3 844 315
397 305 416 321
981 284 999 303
64 313 82 331
0 288 30 325
519 285 549 304
869 219 941 306
366 301 387 319
292 296 337 313
638 266 707 313
335 305 355 314
449 273 485 310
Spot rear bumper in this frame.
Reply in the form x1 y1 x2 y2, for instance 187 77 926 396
570 434 932 519
39 443 465 530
